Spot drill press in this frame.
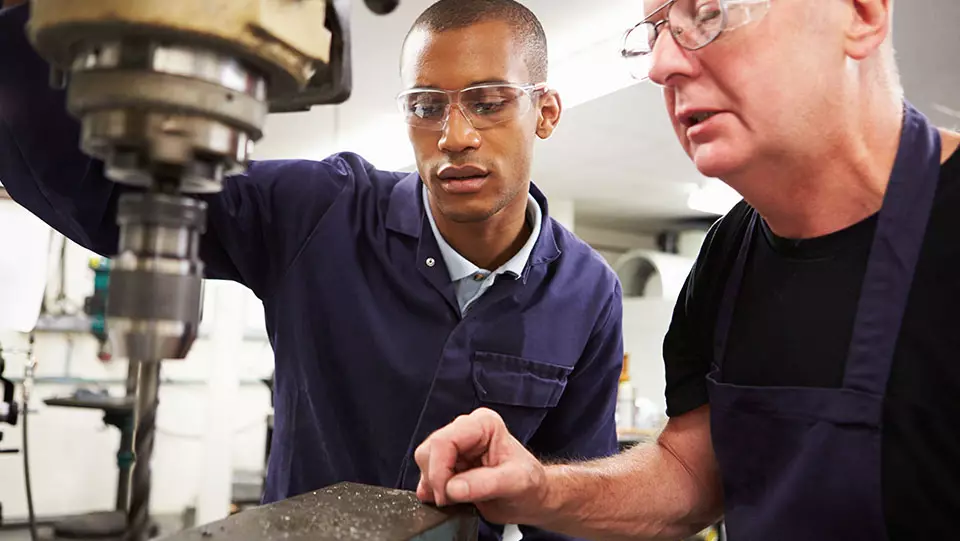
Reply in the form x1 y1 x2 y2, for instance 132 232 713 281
18 2 422 539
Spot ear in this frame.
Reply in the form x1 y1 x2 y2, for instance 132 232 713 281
535 89 562 139
845 0 892 61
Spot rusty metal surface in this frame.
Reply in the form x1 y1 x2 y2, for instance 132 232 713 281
164 482 478 541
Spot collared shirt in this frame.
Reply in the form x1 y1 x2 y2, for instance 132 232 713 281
0 7 624 541
422 184 543 314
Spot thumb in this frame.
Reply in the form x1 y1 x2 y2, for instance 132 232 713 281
445 462 528 503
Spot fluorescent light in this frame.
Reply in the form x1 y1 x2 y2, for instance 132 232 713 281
687 179 742 215
933 103 960 130
933 103 960 119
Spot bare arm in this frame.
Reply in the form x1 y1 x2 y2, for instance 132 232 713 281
415 406 723 541
538 406 723 541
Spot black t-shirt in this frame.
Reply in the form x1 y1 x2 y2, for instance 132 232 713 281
664 146 960 538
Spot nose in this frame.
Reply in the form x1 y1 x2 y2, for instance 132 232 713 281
647 27 699 85
438 105 481 153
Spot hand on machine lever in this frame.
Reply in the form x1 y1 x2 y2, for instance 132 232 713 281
13 1 398 539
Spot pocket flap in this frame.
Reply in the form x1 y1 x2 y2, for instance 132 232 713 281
471 352 572 408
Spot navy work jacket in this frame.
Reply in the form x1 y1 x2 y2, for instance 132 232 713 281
0 5 623 540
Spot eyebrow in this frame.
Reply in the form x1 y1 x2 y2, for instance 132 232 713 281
409 78 514 90
467 78 513 86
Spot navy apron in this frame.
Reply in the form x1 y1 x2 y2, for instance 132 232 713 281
707 102 942 540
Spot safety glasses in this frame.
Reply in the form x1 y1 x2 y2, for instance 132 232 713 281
620 0 771 80
396 82 547 131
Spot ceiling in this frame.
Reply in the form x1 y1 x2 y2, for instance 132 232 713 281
251 0 960 234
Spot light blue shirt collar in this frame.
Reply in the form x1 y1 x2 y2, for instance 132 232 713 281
422 184 542 282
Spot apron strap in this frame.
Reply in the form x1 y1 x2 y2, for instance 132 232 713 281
843 102 943 394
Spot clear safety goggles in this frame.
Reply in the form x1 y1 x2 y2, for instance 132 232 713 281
621 0 771 81
396 82 547 131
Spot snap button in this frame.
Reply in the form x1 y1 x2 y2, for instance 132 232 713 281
425 257 436 267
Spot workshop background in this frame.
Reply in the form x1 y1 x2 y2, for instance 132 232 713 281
0 0 956 539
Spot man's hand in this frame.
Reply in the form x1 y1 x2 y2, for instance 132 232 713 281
415 408 551 526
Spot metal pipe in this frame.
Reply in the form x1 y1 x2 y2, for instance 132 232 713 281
127 361 160 541
115 361 139 513
115 426 134 513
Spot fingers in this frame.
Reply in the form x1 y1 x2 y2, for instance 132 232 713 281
415 408 506 506
417 474 434 503
444 462 523 503
414 415 466 507
427 412 488 506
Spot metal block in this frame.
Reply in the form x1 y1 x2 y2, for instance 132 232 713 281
164 482 478 541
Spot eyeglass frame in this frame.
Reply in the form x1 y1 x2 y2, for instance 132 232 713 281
620 0 770 78
395 81 549 131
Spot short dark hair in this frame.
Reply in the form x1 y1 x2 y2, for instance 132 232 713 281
403 0 549 82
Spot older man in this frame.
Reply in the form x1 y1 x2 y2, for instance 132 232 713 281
415 0 960 539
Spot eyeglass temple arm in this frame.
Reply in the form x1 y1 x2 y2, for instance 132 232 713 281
621 0 675 57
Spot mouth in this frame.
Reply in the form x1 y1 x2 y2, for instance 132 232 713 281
680 111 722 128
435 164 491 195
437 164 490 182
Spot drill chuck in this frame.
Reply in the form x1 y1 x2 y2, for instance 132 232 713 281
107 193 207 363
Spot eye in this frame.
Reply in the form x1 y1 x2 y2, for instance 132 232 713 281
412 101 445 119
695 2 722 23
470 99 509 115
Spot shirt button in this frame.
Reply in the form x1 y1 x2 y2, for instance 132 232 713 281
425 257 436 267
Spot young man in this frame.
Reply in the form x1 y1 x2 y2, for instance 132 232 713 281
0 1 623 540
415 0 960 539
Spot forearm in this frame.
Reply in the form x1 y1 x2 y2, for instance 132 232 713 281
532 406 722 541
537 442 720 541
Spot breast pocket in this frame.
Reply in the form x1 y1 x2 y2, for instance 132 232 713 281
471 351 572 442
